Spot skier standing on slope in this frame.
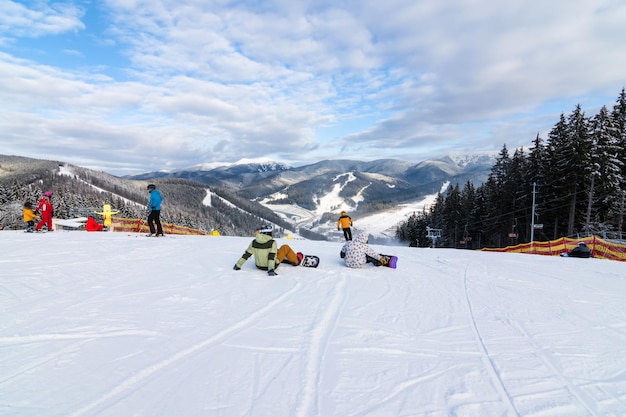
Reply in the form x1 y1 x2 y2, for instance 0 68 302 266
233 225 303 276
340 232 387 268
22 201 39 232
337 210 353 241
34 191 54 232
146 184 164 237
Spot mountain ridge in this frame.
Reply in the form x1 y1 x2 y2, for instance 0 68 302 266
1 153 495 240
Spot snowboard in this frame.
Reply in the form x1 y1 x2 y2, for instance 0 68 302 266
299 254 320 268
379 254 398 269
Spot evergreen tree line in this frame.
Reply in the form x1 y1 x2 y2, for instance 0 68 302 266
0 157 294 236
396 89 626 248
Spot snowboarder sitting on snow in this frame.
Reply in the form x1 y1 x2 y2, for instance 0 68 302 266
233 225 303 276
337 210 353 241
340 232 388 268
568 241 592 258
23 201 39 233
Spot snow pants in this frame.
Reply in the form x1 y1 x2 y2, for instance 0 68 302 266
276 245 299 267
35 212 53 231
147 210 163 235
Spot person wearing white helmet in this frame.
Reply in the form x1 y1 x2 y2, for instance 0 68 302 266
233 225 303 276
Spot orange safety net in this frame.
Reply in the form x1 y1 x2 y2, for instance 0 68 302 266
481 235 626 261
110 217 209 236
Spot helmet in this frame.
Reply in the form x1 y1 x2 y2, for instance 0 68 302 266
578 241 586 246
147 184 156 191
44 191 53 197
256 225 273 236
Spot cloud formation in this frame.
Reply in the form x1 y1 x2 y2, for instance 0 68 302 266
1 0 625 175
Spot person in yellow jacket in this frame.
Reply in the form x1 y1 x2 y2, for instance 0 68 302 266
233 225 303 276
337 210 353 241
23 202 39 233
94 204 119 230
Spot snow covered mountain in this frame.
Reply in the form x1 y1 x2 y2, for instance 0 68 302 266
128 153 496 240
1 153 495 240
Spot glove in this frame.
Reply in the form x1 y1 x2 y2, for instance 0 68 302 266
268 270 277 276
379 257 388 266
337 227 340 231
340 251 345 259
233 265 240 270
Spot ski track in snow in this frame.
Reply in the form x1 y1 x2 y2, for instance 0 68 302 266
66 281 305 417
295 277 347 417
462 263 518 416
2 232 626 416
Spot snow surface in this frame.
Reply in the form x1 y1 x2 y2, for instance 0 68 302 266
264 180 450 241
2 230 626 417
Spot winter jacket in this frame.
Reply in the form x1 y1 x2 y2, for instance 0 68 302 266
148 189 163 211
86 216 104 232
341 232 383 268
35 197 53 219
337 213 353 229
569 244 592 258
235 233 278 271
23 207 39 223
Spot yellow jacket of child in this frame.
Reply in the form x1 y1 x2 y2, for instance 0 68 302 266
23 207 39 222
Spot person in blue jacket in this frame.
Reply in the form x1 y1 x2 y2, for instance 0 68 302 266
146 184 164 236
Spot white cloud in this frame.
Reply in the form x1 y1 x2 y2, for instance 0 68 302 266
0 0 625 174
0 0 85 37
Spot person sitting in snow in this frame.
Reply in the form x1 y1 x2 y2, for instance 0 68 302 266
337 210 353 241
340 232 388 268
85 216 104 232
568 241 592 258
23 201 39 233
233 225 303 276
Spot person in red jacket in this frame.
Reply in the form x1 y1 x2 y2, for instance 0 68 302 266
35 191 54 232
85 216 104 232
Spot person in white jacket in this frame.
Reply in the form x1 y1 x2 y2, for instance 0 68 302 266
340 232 387 268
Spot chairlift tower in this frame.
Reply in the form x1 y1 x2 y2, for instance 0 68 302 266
427 227 442 248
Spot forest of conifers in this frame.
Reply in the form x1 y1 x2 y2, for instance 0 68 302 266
396 89 626 249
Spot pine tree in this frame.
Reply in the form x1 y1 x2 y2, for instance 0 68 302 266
588 106 623 229
442 183 462 247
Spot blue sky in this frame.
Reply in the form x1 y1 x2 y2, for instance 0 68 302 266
1 0 625 176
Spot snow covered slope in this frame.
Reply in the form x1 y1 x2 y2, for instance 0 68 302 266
2 230 626 417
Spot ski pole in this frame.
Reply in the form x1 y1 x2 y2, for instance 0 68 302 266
135 218 144 233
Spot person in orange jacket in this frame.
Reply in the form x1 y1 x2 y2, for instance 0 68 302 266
337 210 353 241
34 191 54 232
23 201 39 233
